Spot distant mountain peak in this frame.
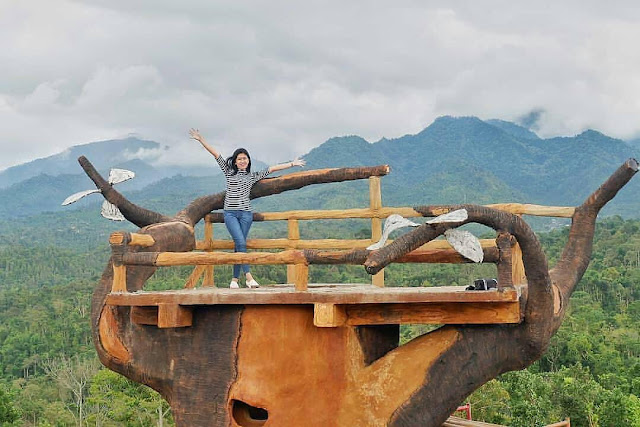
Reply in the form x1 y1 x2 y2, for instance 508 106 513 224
0 137 160 189
577 129 606 139
486 119 541 140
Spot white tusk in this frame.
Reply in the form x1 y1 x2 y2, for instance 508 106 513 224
61 189 100 206
367 214 420 250
426 209 468 224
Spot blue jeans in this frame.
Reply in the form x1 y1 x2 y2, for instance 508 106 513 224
223 210 253 279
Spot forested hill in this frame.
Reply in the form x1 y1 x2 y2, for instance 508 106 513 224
0 116 638 221
303 116 639 212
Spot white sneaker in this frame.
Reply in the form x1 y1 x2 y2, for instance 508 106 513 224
229 281 239 289
246 279 260 289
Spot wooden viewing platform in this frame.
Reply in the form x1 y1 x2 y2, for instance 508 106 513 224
83 157 637 426
103 175 574 329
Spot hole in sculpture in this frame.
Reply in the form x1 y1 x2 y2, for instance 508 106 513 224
231 399 268 426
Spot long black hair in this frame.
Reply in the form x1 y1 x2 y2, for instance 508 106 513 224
225 148 251 175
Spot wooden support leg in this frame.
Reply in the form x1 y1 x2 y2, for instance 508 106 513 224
203 266 215 287
112 264 127 293
202 219 215 287
287 264 296 284
496 232 514 290
185 265 205 289
158 304 193 328
294 264 309 291
314 303 347 327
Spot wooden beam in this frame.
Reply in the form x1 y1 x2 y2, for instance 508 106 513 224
343 302 521 326
196 238 370 250
129 233 155 247
444 416 507 426
184 265 206 289
123 299 522 327
206 207 421 222
485 203 575 218
124 250 308 267
196 237 499 251
106 284 523 306
544 419 571 427
158 304 193 328
203 203 574 224
109 231 155 247
130 306 158 325
314 303 347 327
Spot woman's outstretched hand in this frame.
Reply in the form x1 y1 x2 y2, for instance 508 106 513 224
189 128 220 158
292 158 306 167
189 128 204 143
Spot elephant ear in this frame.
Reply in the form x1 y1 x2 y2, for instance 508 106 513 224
444 229 483 263
101 200 126 221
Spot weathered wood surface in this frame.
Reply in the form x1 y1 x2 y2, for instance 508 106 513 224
338 301 520 326
203 202 575 223
196 236 499 251
105 284 521 306
443 416 507 426
108 285 522 328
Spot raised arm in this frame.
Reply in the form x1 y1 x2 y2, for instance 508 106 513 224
189 128 221 159
268 158 306 173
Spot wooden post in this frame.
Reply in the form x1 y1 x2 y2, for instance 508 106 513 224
109 232 129 293
184 265 206 289
496 232 514 290
287 219 300 284
128 233 155 247
158 304 193 328
511 241 527 285
294 263 309 291
112 264 127 293
202 217 215 287
314 303 347 327
370 177 384 287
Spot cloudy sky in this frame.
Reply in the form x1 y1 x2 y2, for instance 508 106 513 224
2 1 640 170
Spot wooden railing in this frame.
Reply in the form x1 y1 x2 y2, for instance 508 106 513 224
108 174 576 294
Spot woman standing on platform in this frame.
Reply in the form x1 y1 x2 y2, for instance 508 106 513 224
190 129 306 289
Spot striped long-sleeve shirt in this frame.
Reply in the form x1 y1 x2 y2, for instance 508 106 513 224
216 155 271 211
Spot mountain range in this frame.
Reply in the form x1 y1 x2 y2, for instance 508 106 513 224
1 116 638 226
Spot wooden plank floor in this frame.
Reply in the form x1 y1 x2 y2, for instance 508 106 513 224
106 283 523 306
107 284 526 327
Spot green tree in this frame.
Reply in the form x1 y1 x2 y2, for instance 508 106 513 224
0 384 19 424
597 389 640 427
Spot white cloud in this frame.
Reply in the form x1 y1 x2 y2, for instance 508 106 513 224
2 0 640 170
